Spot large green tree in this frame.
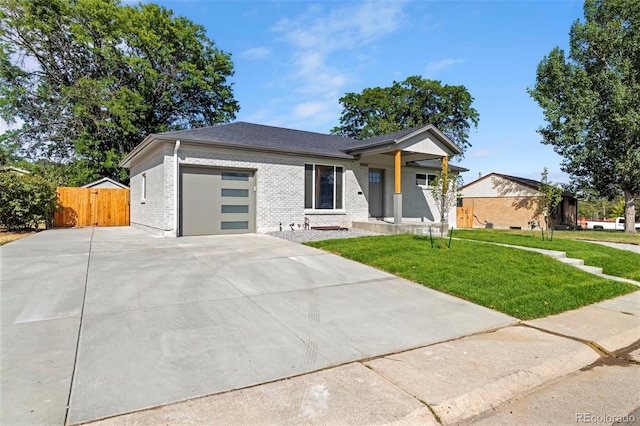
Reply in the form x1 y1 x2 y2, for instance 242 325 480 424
331 76 479 154
528 0 639 234
0 0 238 184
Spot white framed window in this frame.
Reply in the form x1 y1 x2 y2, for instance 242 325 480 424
416 173 436 187
141 173 147 203
304 164 344 210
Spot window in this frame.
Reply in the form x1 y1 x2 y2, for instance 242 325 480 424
221 188 249 197
141 173 147 202
304 164 344 210
222 172 250 181
416 173 436 186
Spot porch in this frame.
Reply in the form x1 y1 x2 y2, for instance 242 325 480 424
352 219 449 235
346 125 462 226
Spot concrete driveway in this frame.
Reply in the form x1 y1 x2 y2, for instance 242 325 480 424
1 227 515 425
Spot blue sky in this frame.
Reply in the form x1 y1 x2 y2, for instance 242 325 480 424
150 0 584 185
4 0 587 185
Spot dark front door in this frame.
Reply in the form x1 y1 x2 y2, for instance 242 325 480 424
369 169 383 217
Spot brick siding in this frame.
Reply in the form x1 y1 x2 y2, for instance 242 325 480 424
462 196 541 229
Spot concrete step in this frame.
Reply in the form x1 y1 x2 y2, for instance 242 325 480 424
560 257 585 267
453 238 640 285
577 264 604 275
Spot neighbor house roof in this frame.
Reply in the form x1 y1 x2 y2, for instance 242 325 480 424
120 121 463 168
460 172 573 197
81 177 129 189
0 166 30 175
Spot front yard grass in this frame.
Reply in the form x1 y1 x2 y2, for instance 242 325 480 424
456 229 640 281
306 235 637 320
555 229 640 245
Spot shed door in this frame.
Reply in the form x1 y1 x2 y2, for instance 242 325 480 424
180 167 255 236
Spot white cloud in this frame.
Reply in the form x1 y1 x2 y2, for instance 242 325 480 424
274 2 404 53
268 1 406 131
425 58 464 77
293 101 330 119
241 47 271 60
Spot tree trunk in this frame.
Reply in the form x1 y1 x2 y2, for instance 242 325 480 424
624 190 637 234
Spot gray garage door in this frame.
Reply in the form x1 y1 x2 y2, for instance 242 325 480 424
180 167 256 236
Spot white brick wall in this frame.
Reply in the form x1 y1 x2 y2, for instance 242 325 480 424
170 146 369 233
129 143 168 235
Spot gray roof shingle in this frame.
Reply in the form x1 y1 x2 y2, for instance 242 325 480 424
153 122 362 159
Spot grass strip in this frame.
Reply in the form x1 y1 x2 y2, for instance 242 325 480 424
306 235 637 320
456 229 640 281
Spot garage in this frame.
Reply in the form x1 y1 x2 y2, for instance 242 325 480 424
180 166 256 236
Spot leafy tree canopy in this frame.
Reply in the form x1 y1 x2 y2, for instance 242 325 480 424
331 76 479 155
528 0 639 233
0 171 57 231
0 0 239 184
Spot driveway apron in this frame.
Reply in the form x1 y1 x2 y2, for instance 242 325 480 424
0 227 515 425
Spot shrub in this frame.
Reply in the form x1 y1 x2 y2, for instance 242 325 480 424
0 172 57 231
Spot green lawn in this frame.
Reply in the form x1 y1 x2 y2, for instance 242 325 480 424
455 229 640 281
556 229 640 245
459 227 640 244
306 235 637 320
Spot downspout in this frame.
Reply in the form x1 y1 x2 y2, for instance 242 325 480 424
174 140 181 237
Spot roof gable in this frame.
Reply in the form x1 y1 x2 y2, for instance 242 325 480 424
345 124 462 158
81 177 129 189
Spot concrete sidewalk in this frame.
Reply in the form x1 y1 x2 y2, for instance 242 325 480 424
89 290 640 425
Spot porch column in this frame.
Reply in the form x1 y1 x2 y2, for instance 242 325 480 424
394 150 402 225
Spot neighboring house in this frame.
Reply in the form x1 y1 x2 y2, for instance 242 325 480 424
81 177 129 189
119 122 465 237
458 173 577 230
0 166 30 175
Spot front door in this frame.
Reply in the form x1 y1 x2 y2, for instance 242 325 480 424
369 169 383 217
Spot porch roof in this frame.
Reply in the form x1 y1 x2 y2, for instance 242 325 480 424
345 124 462 161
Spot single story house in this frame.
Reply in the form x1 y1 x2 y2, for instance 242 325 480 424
458 173 577 230
119 122 465 237
81 177 129 189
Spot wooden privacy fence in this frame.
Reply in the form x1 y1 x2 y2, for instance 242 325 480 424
54 187 130 227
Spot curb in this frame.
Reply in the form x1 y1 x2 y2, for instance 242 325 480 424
432 343 599 424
